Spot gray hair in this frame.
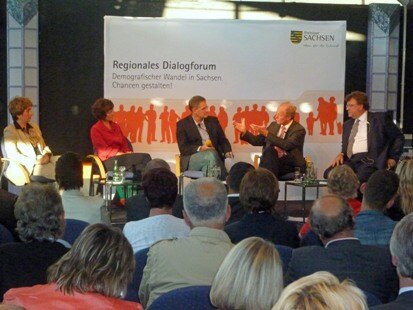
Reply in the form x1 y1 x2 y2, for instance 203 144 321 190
14 183 65 242
310 194 354 239
183 177 228 226
390 213 413 278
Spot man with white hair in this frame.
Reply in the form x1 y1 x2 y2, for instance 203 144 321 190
139 177 233 308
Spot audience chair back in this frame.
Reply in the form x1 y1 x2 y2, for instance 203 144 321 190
275 244 293 273
125 247 150 303
0 224 14 245
148 286 214 310
62 219 89 245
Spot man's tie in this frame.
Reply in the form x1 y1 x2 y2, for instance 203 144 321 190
346 119 359 158
275 125 287 158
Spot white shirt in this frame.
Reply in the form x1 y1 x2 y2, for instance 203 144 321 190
61 189 104 224
277 120 293 137
352 111 368 155
123 214 190 253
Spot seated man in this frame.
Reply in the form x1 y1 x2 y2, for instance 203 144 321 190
177 95 233 179
55 152 104 224
123 168 190 253
233 102 306 178
225 168 299 248
139 177 233 308
355 170 398 246
324 91 404 183
285 194 398 303
372 214 413 309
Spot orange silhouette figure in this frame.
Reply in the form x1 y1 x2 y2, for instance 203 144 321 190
249 104 262 135
232 107 243 144
316 97 329 135
209 105 217 117
181 105 191 119
145 104 157 144
136 106 145 143
306 112 317 136
169 109 180 143
260 106 269 127
337 121 343 135
240 106 250 145
159 106 171 143
217 106 228 134
327 96 338 135
113 104 127 134
125 105 138 143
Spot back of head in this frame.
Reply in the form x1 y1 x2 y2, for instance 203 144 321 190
240 168 279 213
210 237 283 310
310 194 354 239
48 223 134 298
395 159 413 215
273 271 367 310
14 183 65 242
143 168 177 209
55 152 83 190
227 162 254 193
363 170 399 212
183 177 228 227
390 213 413 279
144 158 171 172
327 165 359 199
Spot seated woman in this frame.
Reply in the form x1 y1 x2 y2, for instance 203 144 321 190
4 223 142 309
90 98 132 161
3 97 57 183
273 271 367 310
0 183 69 301
210 237 283 310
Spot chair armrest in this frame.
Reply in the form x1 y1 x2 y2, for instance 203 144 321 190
85 155 106 179
175 154 181 177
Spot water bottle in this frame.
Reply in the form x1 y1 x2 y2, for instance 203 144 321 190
113 159 122 183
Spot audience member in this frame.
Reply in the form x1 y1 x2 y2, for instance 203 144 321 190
225 168 299 248
125 159 184 221
123 168 190 253
210 237 283 310
274 271 367 310
300 164 360 238
90 98 132 161
3 97 57 184
372 213 413 309
0 189 18 240
139 177 233 308
354 170 398 246
225 162 254 225
4 223 142 309
396 159 413 215
0 183 69 301
55 152 104 224
285 194 398 303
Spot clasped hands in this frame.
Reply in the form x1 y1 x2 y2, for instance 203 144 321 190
199 140 234 158
36 153 51 165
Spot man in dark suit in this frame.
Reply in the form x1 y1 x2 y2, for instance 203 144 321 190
325 91 404 183
285 194 398 303
176 96 232 179
233 102 306 178
372 213 413 309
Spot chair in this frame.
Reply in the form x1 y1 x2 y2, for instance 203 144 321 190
175 154 205 195
125 247 150 303
1 136 31 186
0 224 14 245
274 244 293 273
362 290 382 307
62 219 89 245
253 154 296 181
148 286 214 310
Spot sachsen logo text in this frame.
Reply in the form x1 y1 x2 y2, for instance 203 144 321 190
290 31 303 44
290 30 336 45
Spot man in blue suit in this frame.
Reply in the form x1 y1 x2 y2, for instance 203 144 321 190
324 91 404 183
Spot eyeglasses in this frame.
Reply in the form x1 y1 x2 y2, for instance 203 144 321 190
346 103 359 108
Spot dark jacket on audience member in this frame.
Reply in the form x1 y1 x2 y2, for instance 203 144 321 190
285 239 398 303
372 290 413 310
226 195 245 225
225 212 299 248
0 240 69 301
0 189 18 241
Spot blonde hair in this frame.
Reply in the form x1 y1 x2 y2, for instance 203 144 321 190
210 237 283 310
396 159 413 215
47 223 135 298
273 271 367 310
327 165 359 200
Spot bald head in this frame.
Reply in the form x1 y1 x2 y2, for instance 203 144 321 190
310 194 354 239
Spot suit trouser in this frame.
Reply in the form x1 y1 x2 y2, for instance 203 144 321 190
260 146 298 178
188 149 227 180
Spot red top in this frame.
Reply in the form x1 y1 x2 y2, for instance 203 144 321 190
90 120 132 161
299 198 362 238
4 283 143 310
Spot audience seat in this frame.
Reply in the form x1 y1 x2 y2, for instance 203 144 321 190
148 285 214 310
62 219 89 245
0 224 14 245
125 247 150 303
275 244 293 273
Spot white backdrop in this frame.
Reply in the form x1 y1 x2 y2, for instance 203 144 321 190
104 17 346 178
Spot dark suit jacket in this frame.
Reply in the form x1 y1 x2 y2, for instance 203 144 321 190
372 291 413 310
285 239 398 303
226 195 245 225
176 116 232 172
241 121 306 170
342 112 404 169
0 190 18 241
225 212 299 248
